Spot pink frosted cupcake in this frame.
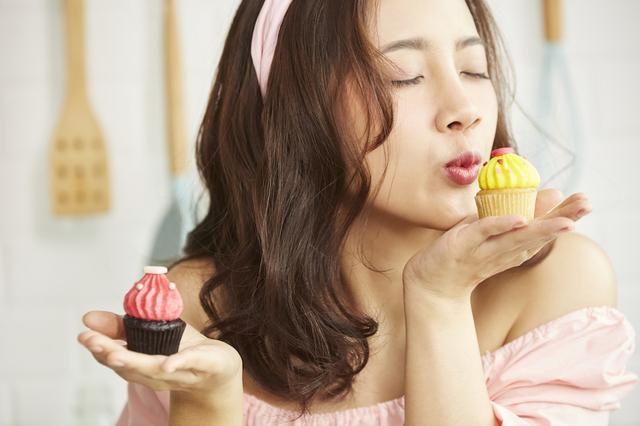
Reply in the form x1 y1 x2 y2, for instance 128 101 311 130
122 266 186 355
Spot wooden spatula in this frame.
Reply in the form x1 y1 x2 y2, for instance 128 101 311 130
50 0 110 216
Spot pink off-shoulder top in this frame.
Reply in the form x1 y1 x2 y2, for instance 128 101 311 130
115 305 638 425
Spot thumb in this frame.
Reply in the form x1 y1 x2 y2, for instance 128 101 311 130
82 311 125 340
535 188 563 218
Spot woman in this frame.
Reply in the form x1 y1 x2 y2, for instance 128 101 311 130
78 0 638 424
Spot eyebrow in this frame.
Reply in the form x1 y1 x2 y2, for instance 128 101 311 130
380 36 485 54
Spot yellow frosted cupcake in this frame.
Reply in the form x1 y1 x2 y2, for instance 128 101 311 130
475 147 540 220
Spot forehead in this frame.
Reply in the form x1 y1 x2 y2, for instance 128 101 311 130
371 0 478 48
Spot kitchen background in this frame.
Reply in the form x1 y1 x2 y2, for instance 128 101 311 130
1 0 638 424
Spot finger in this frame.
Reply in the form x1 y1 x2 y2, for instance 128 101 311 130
162 344 229 376
82 311 125 340
451 212 480 230
99 358 201 391
477 217 573 258
80 330 126 350
77 330 202 388
534 188 563 218
78 329 126 351
121 369 201 390
460 214 529 251
104 349 168 373
537 192 592 222
105 350 203 388
504 233 558 262
87 343 201 386
501 234 560 270
78 330 128 365
106 354 201 386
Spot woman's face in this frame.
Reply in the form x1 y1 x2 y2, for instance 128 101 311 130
356 0 498 230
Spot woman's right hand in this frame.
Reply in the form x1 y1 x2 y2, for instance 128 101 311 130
77 311 242 397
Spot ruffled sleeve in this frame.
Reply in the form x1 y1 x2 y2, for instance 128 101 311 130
481 306 638 426
115 383 169 426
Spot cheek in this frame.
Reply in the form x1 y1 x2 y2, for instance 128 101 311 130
393 91 433 132
476 85 499 149
363 133 440 220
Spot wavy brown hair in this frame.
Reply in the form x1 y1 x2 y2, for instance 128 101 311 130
172 0 552 419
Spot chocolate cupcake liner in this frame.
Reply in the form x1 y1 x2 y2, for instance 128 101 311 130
123 314 186 355
475 188 537 220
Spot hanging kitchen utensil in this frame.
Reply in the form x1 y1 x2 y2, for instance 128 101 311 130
49 0 110 216
535 0 585 193
149 0 194 267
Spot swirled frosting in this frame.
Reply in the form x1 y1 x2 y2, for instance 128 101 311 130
123 266 183 321
478 147 540 190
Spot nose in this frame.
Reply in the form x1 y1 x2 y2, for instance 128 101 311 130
434 80 482 133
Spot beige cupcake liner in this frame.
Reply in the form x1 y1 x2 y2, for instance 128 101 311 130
474 188 537 220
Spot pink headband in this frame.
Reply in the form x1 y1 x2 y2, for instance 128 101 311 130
251 0 294 98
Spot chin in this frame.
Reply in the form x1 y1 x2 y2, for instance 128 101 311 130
444 197 478 220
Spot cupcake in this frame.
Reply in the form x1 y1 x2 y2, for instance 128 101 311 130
122 266 186 355
475 147 540 220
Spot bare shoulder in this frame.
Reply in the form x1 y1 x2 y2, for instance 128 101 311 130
166 257 219 334
504 231 618 344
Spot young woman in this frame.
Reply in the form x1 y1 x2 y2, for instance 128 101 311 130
78 0 638 424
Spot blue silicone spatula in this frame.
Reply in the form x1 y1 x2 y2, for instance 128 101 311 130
149 0 193 267
536 0 585 193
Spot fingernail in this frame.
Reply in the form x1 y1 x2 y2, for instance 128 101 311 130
576 208 588 218
559 226 573 232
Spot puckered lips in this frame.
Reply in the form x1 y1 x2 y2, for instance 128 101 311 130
443 150 482 186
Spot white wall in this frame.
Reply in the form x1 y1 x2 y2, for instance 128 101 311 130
487 2 640 424
0 0 638 425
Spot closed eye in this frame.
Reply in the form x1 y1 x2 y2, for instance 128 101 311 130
391 72 490 88
463 71 490 79
390 76 424 87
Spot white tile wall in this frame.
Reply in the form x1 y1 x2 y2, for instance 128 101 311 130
0 0 230 424
0 0 638 425
0 383 12 426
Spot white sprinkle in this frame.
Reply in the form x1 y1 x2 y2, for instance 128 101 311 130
136 283 144 290
169 282 176 290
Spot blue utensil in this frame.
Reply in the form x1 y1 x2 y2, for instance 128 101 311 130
149 0 194 267
535 0 585 193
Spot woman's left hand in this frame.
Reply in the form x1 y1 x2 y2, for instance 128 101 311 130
532 188 565 222
520 188 566 265
402 189 592 301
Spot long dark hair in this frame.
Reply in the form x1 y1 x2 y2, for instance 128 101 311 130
173 0 551 418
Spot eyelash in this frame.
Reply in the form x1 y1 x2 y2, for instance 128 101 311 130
391 72 490 87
